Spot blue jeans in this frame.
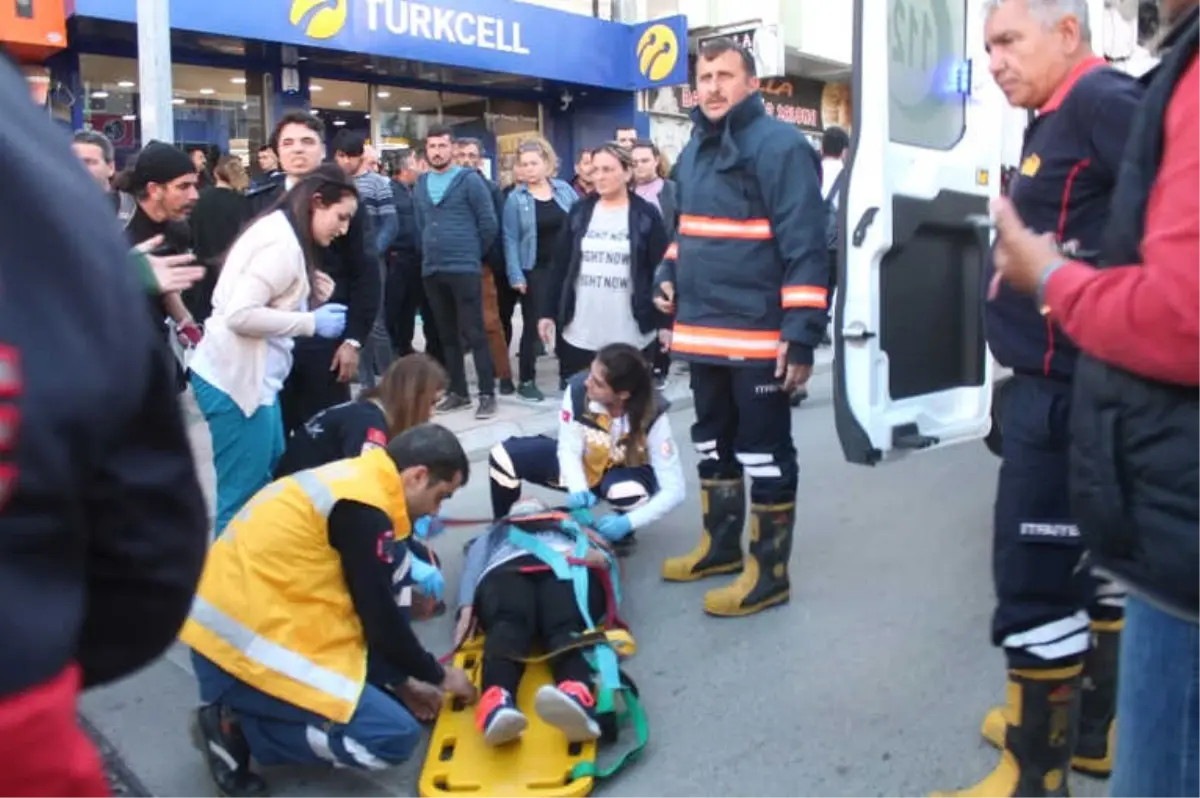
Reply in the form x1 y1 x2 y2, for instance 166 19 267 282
191 651 421 771
191 373 285 537
1111 594 1199 797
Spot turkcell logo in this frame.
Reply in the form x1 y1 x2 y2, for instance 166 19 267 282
291 0 347 39
292 0 531 55
636 23 678 82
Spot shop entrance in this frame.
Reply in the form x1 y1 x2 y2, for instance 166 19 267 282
309 79 370 148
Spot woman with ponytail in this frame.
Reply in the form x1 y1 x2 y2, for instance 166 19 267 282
486 342 686 546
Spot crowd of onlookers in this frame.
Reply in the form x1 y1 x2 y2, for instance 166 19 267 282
65 113 711 543
74 122 695 423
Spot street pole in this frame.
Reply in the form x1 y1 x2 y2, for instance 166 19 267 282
136 0 175 143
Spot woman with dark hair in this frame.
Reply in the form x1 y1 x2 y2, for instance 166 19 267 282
189 167 357 536
537 143 670 389
630 138 678 387
487 342 685 545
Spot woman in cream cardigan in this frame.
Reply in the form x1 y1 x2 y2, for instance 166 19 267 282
189 167 359 537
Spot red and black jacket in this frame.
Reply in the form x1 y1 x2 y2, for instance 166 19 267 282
0 55 208 702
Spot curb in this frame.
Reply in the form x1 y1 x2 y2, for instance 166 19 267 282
79 712 153 797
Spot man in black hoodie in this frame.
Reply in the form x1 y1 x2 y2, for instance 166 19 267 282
245 111 382 435
0 53 209 795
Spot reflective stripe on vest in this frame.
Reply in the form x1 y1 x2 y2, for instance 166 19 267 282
189 595 362 706
293 468 338 516
679 215 773 240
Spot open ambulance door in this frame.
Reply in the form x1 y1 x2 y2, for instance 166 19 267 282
833 0 1006 466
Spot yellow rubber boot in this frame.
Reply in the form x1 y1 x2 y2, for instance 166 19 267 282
661 478 745 582
1073 619 1120 776
934 664 1082 797
703 502 792 617
981 620 1120 777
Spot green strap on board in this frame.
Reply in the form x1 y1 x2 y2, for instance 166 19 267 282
568 688 649 783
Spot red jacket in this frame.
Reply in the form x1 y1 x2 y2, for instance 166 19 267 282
1043 56 1200 386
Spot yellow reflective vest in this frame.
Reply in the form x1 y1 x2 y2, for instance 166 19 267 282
179 447 412 724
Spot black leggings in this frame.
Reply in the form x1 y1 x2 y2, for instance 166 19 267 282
476 557 607 696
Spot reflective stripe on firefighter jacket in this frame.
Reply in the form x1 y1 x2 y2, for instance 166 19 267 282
657 93 831 366
178 447 412 724
567 372 670 486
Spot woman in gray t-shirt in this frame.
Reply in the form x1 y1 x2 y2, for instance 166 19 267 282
538 144 670 384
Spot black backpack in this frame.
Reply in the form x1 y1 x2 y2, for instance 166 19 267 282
824 168 847 252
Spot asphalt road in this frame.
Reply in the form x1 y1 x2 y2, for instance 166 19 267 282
79 369 1104 797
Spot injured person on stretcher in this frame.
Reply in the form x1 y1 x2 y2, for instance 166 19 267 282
454 497 628 748
488 343 686 549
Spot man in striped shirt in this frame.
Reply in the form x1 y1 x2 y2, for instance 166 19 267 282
334 130 399 389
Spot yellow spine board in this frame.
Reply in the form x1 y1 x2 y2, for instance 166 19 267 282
418 637 597 798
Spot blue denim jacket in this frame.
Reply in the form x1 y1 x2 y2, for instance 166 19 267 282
502 178 578 288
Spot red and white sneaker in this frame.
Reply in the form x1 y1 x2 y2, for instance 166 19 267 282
534 680 601 742
475 686 527 747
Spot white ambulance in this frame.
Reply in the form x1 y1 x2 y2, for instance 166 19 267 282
833 0 1155 465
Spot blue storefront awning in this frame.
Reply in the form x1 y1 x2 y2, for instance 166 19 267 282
68 0 688 91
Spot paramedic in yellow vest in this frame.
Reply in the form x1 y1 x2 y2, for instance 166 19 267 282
487 343 686 548
180 424 477 797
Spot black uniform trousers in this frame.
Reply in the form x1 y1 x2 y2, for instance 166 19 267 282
477 557 607 696
385 251 443 365
689 361 798 505
279 337 351 438
992 373 1122 669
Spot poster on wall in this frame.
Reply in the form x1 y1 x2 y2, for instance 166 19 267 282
697 23 787 79
647 115 693 168
646 76 853 135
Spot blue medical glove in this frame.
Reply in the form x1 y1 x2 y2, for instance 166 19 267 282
566 490 597 510
413 514 446 540
312 303 348 338
595 513 632 542
409 556 444 602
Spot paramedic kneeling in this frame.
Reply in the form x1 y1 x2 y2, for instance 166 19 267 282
180 424 477 797
487 343 686 543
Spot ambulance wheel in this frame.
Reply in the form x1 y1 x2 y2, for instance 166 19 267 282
984 376 1013 458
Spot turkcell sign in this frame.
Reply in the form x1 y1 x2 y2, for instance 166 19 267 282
365 0 530 55
68 0 688 90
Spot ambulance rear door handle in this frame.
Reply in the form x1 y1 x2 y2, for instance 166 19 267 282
851 207 878 248
841 321 876 342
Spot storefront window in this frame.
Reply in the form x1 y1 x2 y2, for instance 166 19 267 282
309 78 370 142
487 97 540 185
372 85 440 167
79 54 260 166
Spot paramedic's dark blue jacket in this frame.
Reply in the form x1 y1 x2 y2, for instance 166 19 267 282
984 60 1143 379
656 94 830 366
0 55 209 700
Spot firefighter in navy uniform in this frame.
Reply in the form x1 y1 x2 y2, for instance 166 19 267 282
656 38 830 618
937 3 1143 796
